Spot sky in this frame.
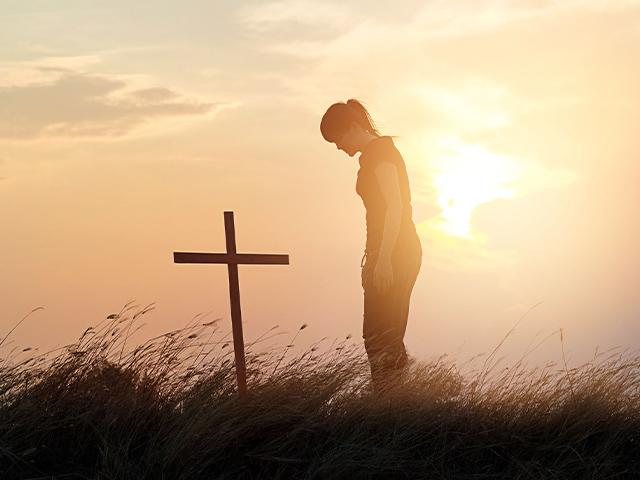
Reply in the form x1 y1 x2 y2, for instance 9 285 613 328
1 0 639 370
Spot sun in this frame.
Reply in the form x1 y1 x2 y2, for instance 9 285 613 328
431 140 522 238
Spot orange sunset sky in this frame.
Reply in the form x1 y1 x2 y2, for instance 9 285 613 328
1 0 639 368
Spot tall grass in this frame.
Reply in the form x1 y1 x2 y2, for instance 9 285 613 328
1 302 639 479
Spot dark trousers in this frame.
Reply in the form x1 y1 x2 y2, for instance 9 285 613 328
361 243 422 391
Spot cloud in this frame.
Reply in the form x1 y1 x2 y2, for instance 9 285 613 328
0 56 101 88
234 0 639 129
241 0 640 65
129 87 180 103
237 0 537 38
418 0 640 38
237 0 551 47
0 64 224 140
236 0 352 31
410 1 548 39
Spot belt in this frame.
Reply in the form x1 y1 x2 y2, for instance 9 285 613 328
360 242 420 268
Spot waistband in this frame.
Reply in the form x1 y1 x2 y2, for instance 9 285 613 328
360 239 422 268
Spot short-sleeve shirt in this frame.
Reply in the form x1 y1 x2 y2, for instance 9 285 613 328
356 136 420 259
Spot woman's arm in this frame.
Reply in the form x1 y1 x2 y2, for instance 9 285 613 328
375 162 402 259
372 162 402 292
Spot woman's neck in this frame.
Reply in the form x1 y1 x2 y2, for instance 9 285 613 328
358 132 382 154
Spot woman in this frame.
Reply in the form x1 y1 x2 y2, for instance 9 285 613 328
320 98 422 393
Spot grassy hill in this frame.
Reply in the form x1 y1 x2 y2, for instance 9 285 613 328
1 303 638 479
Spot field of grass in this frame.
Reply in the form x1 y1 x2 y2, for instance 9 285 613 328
1 302 639 479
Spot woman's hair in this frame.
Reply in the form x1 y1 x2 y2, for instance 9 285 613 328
320 98 382 143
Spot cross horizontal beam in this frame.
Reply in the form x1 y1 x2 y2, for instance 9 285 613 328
173 252 289 265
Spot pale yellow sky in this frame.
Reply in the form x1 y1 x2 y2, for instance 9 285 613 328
1 0 639 368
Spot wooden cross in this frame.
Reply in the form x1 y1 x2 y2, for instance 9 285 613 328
173 211 289 396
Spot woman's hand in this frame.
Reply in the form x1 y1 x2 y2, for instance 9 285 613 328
373 256 394 293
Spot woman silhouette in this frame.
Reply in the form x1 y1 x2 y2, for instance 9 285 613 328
320 99 422 393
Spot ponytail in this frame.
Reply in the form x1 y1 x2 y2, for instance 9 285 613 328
346 99 381 136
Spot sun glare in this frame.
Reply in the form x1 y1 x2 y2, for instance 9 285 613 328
431 141 522 238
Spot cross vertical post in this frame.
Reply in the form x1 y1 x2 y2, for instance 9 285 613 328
223 211 247 396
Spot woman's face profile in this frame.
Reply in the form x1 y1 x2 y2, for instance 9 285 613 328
333 123 358 157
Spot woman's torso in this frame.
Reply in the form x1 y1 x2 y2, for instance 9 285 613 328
356 136 421 263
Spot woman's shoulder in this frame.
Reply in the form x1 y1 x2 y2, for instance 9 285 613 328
360 136 401 163
362 135 391 151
